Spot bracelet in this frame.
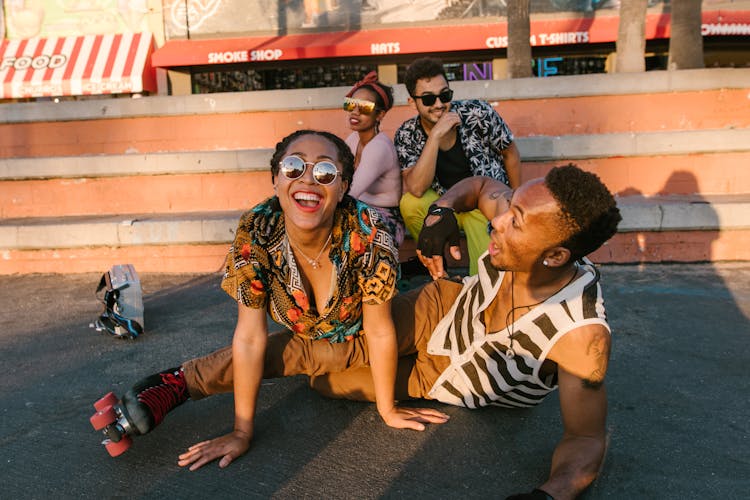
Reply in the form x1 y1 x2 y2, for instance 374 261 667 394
427 204 455 216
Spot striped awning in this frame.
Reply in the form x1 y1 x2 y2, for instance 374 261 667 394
0 32 156 99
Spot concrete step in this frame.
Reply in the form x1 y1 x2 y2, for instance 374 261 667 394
1 68 748 272
2 128 747 180
2 129 748 219
1 195 748 274
0 150 271 179
2 195 747 249
615 194 750 231
2 69 748 158
0 149 275 219
0 211 242 249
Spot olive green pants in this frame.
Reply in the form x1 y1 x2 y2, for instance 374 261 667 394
400 189 490 276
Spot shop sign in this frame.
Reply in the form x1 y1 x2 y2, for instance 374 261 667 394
81 80 136 93
537 57 563 77
702 23 750 35
208 50 249 63
153 9 750 68
534 32 590 45
370 42 400 54
207 48 284 64
464 63 492 81
486 31 589 49
1 54 67 71
9 79 135 96
250 49 283 61
0 32 155 99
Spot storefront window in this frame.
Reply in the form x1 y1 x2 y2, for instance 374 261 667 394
533 55 607 77
187 51 670 94
396 60 495 85
192 63 376 93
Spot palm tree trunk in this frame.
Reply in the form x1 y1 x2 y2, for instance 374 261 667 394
507 0 532 78
668 0 704 69
615 0 649 72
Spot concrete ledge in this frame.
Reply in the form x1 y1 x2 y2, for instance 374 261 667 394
0 150 273 180
1 68 747 124
617 195 750 232
1 196 748 250
517 129 750 161
463 68 750 101
0 211 242 249
1 129 747 180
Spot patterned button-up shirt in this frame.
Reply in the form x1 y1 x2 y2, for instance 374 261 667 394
394 99 515 194
221 196 399 343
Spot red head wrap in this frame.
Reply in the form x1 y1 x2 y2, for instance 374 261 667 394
346 71 392 111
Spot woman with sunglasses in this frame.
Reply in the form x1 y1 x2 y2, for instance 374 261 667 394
343 71 405 245
89 130 448 469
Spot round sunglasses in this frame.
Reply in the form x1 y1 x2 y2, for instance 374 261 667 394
412 89 454 106
279 155 341 185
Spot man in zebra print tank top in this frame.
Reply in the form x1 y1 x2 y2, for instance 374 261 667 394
311 164 622 500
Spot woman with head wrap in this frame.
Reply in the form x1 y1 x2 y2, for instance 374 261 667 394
343 71 405 245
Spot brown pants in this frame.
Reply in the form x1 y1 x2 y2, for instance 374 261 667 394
182 279 462 402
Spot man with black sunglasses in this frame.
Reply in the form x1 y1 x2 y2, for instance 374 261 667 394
395 57 521 276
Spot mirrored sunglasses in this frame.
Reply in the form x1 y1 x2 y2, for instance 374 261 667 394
279 155 341 185
413 88 454 106
343 97 377 115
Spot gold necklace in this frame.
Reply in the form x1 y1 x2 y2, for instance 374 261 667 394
288 231 332 269
504 263 579 359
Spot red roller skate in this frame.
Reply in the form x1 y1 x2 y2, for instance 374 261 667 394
89 368 188 456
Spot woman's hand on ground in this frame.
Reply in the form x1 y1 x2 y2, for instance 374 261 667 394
177 430 252 471
380 406 450 431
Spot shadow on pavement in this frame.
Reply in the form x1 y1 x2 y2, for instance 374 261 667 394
1 259 748 498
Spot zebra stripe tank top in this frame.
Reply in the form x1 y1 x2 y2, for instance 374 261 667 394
427 252 610 409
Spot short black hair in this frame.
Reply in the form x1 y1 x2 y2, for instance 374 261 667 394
544 164 622 261
270 130 355 194
404 57 448 96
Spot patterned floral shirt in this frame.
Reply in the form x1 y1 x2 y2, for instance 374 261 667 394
221 196 399 343
394 99 515 194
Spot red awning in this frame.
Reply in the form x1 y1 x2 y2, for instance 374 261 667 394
0 32 156 99
151 10 749 68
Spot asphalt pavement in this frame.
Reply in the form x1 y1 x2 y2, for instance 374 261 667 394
1 263 748 499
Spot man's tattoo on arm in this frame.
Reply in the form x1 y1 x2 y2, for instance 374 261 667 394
582 335 610 390
489 189 512 213
489 189 512 200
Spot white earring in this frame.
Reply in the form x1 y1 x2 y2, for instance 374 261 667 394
543 260 549 266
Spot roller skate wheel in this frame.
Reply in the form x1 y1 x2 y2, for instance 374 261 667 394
90 405 117 431
94 392 118 411
104 435 132 457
